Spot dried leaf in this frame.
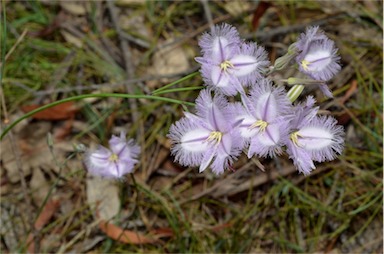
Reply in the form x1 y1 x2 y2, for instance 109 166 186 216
339 80 357 105
34 199 60 230
30 168 51 205
53 118 74 140
27 198 60 253
149 227 174 238
86 177 120 221
21 101 79 121
98 220 157 244
147 41 190 88
60 30 84 48
211 222 232 232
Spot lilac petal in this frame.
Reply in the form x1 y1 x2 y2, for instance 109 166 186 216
219 133 232 156
211 66 230 87
181 128 211 152
227 74 246 94
304 115 344 162
248 79 292 122
236 42 270 85
231 54 258 76
195 90 227 126
298 126 334 150
87 146 112 168
168 116 211 167
207 102 228 131
255 92 277 120
198 23 241 56
318 83 333 98
238 114 258 138
184 112 211 130
239 92 253 113
212 36 229 61
195 56 209 65
303 50 332 71
287 142 316 175
292 96 319 129
260 124 280 146
85 146 116 177
295 26 328 56
293 148 316 175
116 159 136 176
210 154 228 175
109 134 127 156
199 149 215 173
247 124 280 158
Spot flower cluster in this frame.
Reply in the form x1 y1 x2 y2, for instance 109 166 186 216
84 131 140 178
168 23 344 175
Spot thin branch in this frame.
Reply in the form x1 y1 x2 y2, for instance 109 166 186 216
120 31 150 49
106 0 140 132
200 0 214 32
243 13 347 41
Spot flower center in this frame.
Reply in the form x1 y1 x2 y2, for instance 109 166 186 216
301 60 310 71
109 153 119 162
250 120 268 132
220 60 234 72
290 131 302 147
206 131 223 145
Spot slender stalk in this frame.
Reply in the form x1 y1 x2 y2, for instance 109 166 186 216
151 72 199 94
0 93 194 140
152 86 204 95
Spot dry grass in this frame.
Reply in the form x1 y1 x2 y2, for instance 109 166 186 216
1 1 382 253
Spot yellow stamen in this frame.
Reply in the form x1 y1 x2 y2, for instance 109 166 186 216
109 153 119 162
206 131 223 145
250 120 268 132
220 60 234 72
301 60 310 71
290 131 302 147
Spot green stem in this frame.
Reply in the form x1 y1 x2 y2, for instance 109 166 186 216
151 71 199 94
152 86 204 95
0 93 194 140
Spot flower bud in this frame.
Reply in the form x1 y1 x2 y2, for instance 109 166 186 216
287 84 304 103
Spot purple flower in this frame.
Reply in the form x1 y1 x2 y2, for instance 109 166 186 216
84 132 140 178
295 26 341 98
283 97 344 175
234 79 293 158
195 23 269 96
168 89 245 175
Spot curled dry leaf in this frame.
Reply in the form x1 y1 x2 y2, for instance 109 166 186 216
98 220 158 244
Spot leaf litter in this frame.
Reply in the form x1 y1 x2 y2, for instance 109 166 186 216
1 0 382 253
